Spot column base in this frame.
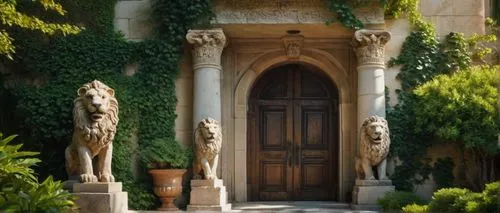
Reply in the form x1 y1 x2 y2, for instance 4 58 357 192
72 182 128 213
352 180 395 205
187 179 232 212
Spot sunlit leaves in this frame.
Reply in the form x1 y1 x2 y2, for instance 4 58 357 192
414 66 500 154
0 0 82 58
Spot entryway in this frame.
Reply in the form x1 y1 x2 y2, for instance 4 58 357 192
247 63 339 201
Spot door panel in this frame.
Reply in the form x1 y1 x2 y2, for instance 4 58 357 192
248 64 338 201
293 102 333 200
257 104 293 200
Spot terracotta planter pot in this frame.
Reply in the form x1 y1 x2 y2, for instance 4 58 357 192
148 169 187 211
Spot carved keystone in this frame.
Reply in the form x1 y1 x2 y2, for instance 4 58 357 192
282 35 304 59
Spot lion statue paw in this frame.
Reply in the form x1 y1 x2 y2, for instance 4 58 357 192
99 173 115 182
80 173 98 183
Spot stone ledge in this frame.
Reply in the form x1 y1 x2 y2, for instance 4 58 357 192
187 204 232 212
73 191 128 213
191 179 224 187
352 185 395 205
73 182 123 193
355 179 392 186
351 204 382 211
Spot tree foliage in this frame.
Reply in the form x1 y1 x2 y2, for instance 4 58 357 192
414 66 499 153
0 0 82 59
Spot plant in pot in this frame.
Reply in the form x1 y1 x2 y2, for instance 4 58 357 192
141 137 192 211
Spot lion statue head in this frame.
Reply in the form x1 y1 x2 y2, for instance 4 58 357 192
194 117 222 155
362 116 389 145
73 80 119 148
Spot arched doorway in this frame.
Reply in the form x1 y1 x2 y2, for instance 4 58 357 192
247 63 340 201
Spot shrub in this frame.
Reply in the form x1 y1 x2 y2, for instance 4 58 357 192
402 204 428 213
428 188 470 213
140 138 193 169
477 181 500 213
414 66 500 190
402 181 500 213
378 191 425 211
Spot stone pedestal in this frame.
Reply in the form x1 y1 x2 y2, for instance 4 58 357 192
187 179 232 212
72 182 128 213
351 180 395 210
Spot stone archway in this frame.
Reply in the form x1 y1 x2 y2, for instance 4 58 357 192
232 49 356 202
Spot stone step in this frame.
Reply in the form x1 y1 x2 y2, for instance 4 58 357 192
231 201 378 212
129 202 379 213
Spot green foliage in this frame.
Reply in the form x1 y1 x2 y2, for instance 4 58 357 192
432 157 454 189
405 182 500 213
0 0 212 210
1 176 76 213
141 138 193 169
414 66 500 154
325 0 364 30
387 29 443 191
441 33 472 71
0 0 82 58
0 134 39 185
479 181 500 213
377 191 425 211
428 188 471 213
402 204 428 213
386 14 498 190
151 0 212 43
0 133 76 212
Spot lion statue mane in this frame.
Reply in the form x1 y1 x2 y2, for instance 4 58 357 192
355 115 390 180
65 80 119 183
193 117 222 180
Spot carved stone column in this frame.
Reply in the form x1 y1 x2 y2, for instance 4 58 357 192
352 29 393 210
186 29 227 129
352 29 391 129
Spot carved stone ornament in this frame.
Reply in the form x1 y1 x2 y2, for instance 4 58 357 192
355 116 391 181
282 35 304 59
352 30 391 66
193 118 222 180
186 29 227 70
65 80 119 183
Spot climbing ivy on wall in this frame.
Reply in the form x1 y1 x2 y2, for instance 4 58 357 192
386 13 498 191
0 0 212 210
325 0 421 30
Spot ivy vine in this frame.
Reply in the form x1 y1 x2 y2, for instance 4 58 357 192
0 0 212 210
387 14 497 191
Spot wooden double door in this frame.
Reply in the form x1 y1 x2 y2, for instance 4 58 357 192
247 64 339 201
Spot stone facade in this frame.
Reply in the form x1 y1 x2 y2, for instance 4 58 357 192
113 0 489 203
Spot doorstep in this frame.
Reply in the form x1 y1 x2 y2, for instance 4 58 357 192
129 201 380 212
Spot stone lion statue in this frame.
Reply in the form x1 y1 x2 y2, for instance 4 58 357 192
193 118 222 180
355 116 390 180
65 80 119 183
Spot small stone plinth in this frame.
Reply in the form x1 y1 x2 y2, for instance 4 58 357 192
73 182 128 213
187 179 232 212
352 179 395 210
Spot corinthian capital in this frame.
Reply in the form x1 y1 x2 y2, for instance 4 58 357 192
352 30 391 66
186 29 227 70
